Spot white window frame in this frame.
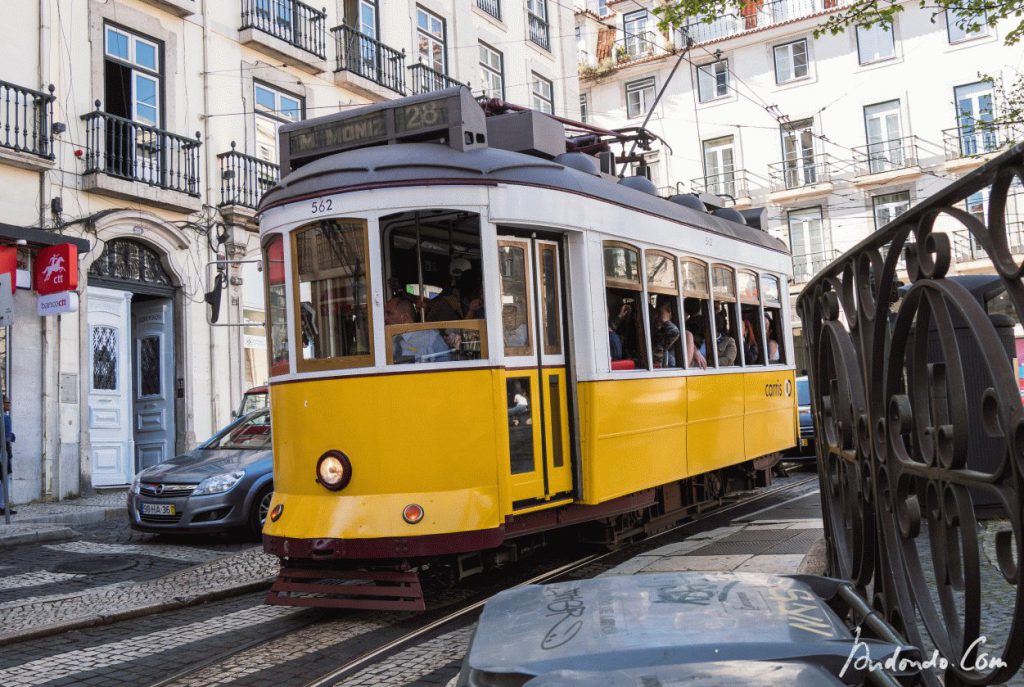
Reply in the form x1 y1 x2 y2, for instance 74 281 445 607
947 8 988 43
696 60 729 103
416 6 446 73
856 23 896 64
625 77 656 118
702 136 736 197
478 42 504 99
531 73 554 114
580 92 589 123
254 82 302 164
105 25 162 127
773 39 809 84
788 206 828 283
872 191 911 230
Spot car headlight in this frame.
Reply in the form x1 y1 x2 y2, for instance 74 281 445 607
131 474 142 495
193 470 245 496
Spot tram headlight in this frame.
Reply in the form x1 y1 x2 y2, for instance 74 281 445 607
316 450 352 491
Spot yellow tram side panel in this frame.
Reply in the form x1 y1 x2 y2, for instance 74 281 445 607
743 369 799 459
577 377 690 504
263 370 506 541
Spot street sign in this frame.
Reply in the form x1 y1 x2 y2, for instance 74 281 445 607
0 274 12 326
37 290 78 316
34 244 78 295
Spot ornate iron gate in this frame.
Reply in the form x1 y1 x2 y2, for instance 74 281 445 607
797 144 1024 686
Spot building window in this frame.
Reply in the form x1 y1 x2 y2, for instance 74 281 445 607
416 6 446 73
528 0 550 51
955 81 997 155
580 93 589 123
873 191 911 230
863 100 903 173
856 23 895 64
598 0 607 15
254 82 303 164
625 77 656 118
532 73 554 114
788 207 827 283
702 136 736 197
104 25 162 127
780 118 818 187
476 0 501 21
696 60 729 102
623 10 650 59
479 42 504 99
947 8 988 43
773 39 808 84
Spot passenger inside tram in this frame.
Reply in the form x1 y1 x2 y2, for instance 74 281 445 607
606 295 645 369
650 298 683 368
683 298 710 369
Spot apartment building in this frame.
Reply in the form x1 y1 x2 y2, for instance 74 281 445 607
0 0 577 503
576 0 1024 366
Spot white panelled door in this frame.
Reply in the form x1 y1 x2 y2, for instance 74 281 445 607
88 287 134 486
132 299 176 470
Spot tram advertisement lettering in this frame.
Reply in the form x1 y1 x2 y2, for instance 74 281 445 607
764 587 836 638
290 112 388 156
394 100 449 134
764 380 792 398
541 585 586 650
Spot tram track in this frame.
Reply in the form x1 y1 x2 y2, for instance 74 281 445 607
143 473 817 687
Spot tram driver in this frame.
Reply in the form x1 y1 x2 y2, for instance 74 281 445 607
384 297 452 364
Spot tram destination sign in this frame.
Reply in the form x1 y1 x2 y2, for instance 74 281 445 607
279 87 486 173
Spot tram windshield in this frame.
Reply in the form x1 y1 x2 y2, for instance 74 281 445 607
380 210 487 365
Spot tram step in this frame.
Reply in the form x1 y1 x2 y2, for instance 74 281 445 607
265 567 426 611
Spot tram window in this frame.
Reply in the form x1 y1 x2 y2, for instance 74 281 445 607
681 259 712 370
293 219 372 370
711 265 739 367
507 377 534 474
646 251 682 369
263 235 289 376
738 270 765 366
762 274 785 364
380 210 487 365
499 242 533 356
539 244 562 355
604 242 647 370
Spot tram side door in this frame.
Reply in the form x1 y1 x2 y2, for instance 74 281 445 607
499 236 573 510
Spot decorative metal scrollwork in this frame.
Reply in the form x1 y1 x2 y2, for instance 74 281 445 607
798 143 1024 686
89 238 171 287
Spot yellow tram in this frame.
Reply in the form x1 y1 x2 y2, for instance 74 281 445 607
257 88 797 610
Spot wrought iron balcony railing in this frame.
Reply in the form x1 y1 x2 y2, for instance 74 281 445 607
476 0 501 20
852 135 919 176
218 143 280 210
796 141 1024 687
768 155 832 192
407 63 464 95
81 105 201 196
332 25 406 95
528 12 550 51
690 169 750 199
791 249 840 284
613 30 659 63
942 121 1024 160
679 0 851 45
240 0 326 60
0 80 55 160
950 225 1024 262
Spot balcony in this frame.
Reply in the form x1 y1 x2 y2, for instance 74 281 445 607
0 80 56 172
613 31 659 65
407 63 464 95
768 155 834 202
942 121 1023 170
851 135 922 186
218 143 279 226
332 25 406 98
679 0 852 45
528 12 550 51
476 0 501 21
80 106 202 213
951 226 1024 267
791 249 841 284
690 170 751 203
239 0 327 74
138 0 195 17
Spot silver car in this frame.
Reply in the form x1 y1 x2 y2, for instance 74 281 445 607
128 410 273 536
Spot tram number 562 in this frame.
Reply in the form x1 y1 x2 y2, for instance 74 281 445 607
311 199 333 215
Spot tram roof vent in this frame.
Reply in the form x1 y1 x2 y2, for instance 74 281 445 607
668 193 707 212
712 207 746 224
485 110 567 159
552 152 600 176
618 174 658 195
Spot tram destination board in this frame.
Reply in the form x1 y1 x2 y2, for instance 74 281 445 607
279 87 485 173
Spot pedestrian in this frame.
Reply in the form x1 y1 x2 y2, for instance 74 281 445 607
0 396 15 515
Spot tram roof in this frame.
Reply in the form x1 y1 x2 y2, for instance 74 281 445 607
258 143 788 254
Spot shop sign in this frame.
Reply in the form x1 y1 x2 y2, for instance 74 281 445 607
37 290 79 316
34 244 78 295
0 247 16 294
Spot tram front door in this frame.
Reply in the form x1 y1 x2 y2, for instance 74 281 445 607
498 235 574 510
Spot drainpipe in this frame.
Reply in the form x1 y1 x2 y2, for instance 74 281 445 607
202 0 220 430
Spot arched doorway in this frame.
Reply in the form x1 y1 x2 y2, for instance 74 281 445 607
87 238 177 487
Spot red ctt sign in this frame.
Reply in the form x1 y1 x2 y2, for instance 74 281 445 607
34 244 78 295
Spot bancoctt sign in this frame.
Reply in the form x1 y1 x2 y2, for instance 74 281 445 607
764 379 793 398
37 290 78 316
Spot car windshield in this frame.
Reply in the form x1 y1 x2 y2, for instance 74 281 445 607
239 391 268 415
205 411 272 450
797 378 811 406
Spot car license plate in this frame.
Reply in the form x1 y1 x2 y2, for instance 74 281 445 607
141 503 175 516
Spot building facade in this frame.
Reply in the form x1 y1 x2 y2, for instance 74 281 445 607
0 0 578 503
576 0 1024 367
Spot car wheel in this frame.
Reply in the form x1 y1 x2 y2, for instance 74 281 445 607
249 484 274 537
